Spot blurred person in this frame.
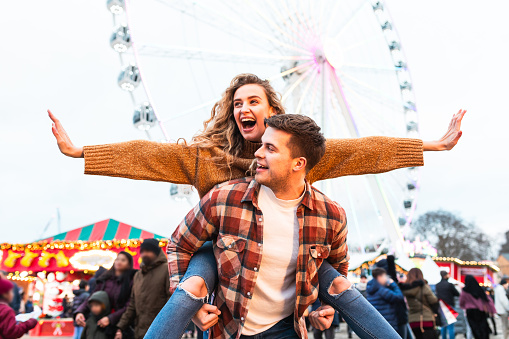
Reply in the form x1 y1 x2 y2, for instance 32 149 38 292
355 275 369 298
459 275 496 339
400 268 439 339
82 291 112 339
75 251 136 339
0 277 37 339
114 239 171 339
486 287 497 335
494 279 509 339
436 271 459 339
62 294 71 317
367 267 404 331
24 296 34 314
0 271 21 314
71 280 90 339
88 266 107 293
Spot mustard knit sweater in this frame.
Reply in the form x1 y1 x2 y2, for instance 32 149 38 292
83 137 423 198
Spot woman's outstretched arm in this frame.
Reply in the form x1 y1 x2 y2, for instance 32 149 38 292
307 109 466 183
49 110 198 186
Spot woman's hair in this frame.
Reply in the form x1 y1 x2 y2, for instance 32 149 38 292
192 73 285 160
463 275 488 301
97 251 135 307
406 268 424 285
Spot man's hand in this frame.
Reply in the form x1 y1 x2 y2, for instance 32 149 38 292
114 329 122 339
192 304 221 331
75 313 86 327
423 109 466 151
308 305 335 331
97 316 110 328
48 109 84 158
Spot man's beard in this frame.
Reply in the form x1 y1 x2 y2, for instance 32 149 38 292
255 169 290 193
141 256 154 266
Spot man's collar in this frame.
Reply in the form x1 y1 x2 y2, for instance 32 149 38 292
241 178 315 210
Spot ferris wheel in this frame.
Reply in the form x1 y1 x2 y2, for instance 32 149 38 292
105 0 420 254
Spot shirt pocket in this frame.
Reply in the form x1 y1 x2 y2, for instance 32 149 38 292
307 244 331 282
216 234 247 280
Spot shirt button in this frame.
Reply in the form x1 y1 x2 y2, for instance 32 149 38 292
247 292 251 296
241 317 245 321
258 243 261 247
258 218 262 221
254 267 258 271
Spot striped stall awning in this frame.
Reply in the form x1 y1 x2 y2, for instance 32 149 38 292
40 219 166 242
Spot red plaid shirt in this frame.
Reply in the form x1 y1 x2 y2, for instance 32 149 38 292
167 178 349 339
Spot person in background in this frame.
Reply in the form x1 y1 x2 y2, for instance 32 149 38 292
88 266 107 293
400 268 438 339
355 275 368 298
486 287 498 335
459 275 496 339
75 251 137 339
82 291 112 339
25 296 34 314
72 280 90 339
115 239 172 339
0 277 38 339
495 279 509 339
367 267 404 331
436 271 460 339
0 271 21 314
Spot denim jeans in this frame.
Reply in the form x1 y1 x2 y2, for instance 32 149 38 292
441 323 455 339
146 242 401 339
239 315 299 339
73 326 83 339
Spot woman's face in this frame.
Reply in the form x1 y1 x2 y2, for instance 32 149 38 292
233 84 276 142
113 254 130 273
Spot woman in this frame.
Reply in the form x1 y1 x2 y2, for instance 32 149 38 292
51 74 465 338
75 252 136 339
0 278 37 339
459 275 496 339
400 268 439 339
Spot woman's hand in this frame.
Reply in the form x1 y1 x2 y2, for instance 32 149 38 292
75 313 86 327
97 316 110 328
114 329 123 339
48 109 84 158
423 109 466 151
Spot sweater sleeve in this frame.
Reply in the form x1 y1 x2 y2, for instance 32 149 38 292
84 140 199 186
0 307 37 338
307 137 424 183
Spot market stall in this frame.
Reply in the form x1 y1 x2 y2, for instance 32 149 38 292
0 218 167 337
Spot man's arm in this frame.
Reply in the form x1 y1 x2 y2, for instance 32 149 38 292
167 189 218 293
327 204 349 276
379 282 404 303
450 283 460 297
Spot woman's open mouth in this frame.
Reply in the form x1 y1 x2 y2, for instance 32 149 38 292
240 117 256 132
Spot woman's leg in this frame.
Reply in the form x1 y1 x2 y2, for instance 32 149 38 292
317 260 401 339
145 242 217 339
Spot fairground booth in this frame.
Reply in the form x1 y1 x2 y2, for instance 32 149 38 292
432 257 500 287
0 219 166 337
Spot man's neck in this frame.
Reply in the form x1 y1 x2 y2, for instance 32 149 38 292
269 179 306 200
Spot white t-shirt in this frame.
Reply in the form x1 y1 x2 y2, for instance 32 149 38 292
242 185 303 335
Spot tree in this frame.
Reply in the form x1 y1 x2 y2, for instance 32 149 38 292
411 210 493 261
499 231 509 255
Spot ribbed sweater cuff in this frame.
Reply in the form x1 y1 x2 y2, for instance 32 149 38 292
83 145 116 175
395 138 424 168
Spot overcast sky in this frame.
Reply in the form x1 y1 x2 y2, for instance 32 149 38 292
1 0 508 245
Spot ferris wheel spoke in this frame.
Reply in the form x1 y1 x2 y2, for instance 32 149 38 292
267 60 315 82
333 0 371 40
281 0 315 43
137 44 312 64
281 66 316 103
160 98 218 123
342 63 401 72
264 0 310 48
295 67 319 115
327 65 359 137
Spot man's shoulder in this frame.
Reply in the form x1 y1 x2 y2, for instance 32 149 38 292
206 177 253 201
309 185 346 220
214 177 253 190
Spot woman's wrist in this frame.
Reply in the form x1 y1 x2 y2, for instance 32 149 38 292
423 140 446 152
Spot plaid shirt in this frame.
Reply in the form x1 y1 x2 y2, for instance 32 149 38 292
167 177 349 339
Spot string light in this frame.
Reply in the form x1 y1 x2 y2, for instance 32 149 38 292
434 257 500 272
1 239 167 251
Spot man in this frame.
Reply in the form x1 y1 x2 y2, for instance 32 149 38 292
355 275 368 298
366 267 404 331
495 279 509 339
115 239 171 339
167 115 350 339
436 271 460 339
72 280 90 339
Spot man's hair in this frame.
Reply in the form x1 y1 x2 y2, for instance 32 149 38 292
360 274 367 279
440 271 449 278
372 267 386 279
501 279 508 286
79 280 89 290
264 114 326 172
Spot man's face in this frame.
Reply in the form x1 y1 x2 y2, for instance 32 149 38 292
360 277 367 283
254 127 304 190
376 273 388 286
140 250 157 265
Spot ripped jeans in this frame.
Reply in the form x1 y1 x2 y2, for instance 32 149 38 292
145 242 401 339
